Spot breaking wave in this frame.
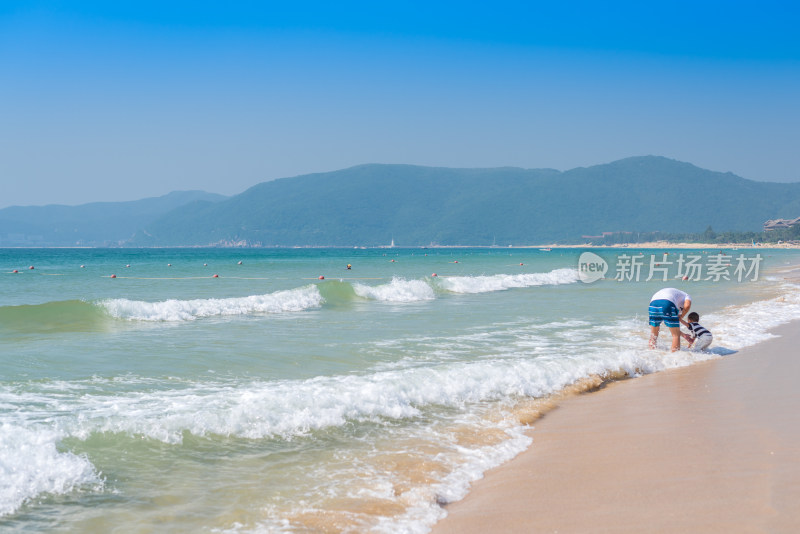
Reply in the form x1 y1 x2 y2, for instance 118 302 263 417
353 277 436 303
436 268 579 294
99 285 323 321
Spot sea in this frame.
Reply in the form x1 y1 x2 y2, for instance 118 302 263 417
2 246 800 533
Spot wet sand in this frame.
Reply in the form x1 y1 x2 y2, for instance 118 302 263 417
433 321 800 533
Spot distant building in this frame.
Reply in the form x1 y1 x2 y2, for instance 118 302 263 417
763 217 800 231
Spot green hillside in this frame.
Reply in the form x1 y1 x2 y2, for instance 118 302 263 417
131 157 800 246
0 191 227 246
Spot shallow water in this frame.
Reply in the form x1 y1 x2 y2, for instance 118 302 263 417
2 247 799 532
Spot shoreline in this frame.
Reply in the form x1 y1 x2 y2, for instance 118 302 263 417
2 242 799 250
432 318 800 533
548 241 800 249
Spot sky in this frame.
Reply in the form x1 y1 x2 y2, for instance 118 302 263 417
1 1 799 208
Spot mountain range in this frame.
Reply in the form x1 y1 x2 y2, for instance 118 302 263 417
0 190 227 246
2 156 799 247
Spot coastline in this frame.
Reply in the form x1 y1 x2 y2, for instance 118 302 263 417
432 318 800 533
2 242 799 250
543 241 800 249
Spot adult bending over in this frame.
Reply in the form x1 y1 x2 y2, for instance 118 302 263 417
648 287 692 352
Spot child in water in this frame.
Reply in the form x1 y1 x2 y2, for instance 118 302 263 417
680 312 713 351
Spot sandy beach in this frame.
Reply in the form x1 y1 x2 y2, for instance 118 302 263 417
547 241 800 249
433 320 800 533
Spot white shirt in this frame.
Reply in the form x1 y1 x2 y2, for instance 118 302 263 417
650 288 691 309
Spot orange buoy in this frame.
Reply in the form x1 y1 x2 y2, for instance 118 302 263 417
213 274 219 278
454 261 458 263
432 273 437 277
29 266 34 270
682 276 689 280
520 263 524 266
12 269 18 273
110 274 117 278
318 275 325 280
390 259 395 262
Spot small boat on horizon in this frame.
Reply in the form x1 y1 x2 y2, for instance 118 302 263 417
539 247 552 252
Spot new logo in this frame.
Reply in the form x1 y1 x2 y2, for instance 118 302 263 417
578 252 608 283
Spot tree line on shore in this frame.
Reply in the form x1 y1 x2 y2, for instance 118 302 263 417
580 225 800 246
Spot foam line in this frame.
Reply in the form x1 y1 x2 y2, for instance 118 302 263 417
99 285 323 321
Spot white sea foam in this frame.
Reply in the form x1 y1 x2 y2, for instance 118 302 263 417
99 285 323 321
382 426 532 534
2 335 701 447
6 283 800 526
352 278 436 303
701 283 800 349
436 268 579 294
0 423 102 517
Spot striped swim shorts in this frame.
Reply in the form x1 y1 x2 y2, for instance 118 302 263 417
648 299 680 328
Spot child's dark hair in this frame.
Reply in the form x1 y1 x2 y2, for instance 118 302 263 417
687 312 699 322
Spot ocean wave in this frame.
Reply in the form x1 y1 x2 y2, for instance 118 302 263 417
0 300 110 334
0 336 695 447
5 284 800 523
99 285 323 321
436 268 579 294
701 283 800 349
352 278 436 303
0 326 688 519
0 423 102 517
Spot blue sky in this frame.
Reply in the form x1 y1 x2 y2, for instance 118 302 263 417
1 1 799 207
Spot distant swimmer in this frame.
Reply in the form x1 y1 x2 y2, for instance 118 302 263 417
346 264 352 270
648 287 692 352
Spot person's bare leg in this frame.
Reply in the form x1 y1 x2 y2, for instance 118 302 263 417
669 326 681 352
649 325 660 349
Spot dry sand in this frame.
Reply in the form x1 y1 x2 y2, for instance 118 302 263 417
432 321 800 533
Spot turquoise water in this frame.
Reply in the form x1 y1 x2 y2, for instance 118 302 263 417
2 247 800 533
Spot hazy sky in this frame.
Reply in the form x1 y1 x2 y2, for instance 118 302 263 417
1 1 799 208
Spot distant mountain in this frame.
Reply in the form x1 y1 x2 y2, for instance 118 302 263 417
0 191 227 246
4 158 798 247
129 157 800 247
